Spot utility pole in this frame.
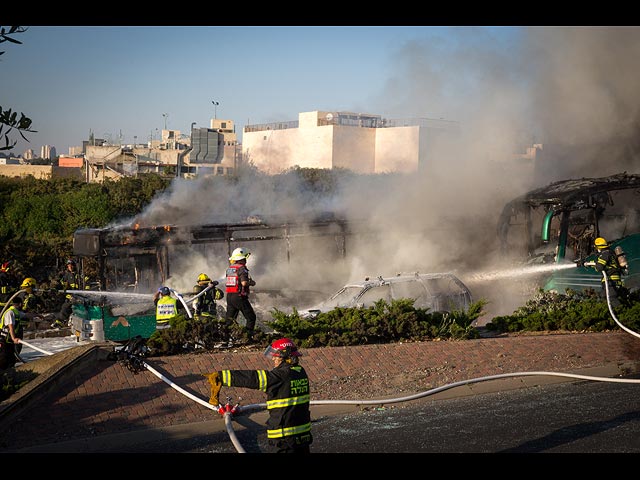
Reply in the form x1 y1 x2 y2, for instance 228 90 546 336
212 101 219 119
134 135 138 177
162 113 168 130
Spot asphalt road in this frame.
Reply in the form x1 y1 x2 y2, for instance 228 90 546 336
71 374 640 455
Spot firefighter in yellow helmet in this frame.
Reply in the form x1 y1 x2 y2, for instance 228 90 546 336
586 237 629 308
192 273 224 320
18 277 44 314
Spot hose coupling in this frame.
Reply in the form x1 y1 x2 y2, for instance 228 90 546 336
217 397 240 416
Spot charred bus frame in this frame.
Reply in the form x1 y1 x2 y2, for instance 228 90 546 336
73 214 357 292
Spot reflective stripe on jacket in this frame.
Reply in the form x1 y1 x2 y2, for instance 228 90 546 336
1 306 22 343
219 363 311 442
156 295 178 325
595 248 623 284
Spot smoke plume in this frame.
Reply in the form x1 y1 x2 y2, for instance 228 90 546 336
133 27 640 322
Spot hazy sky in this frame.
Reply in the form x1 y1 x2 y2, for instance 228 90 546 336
1 25 521 155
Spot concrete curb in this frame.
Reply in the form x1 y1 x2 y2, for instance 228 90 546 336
0 343 104 431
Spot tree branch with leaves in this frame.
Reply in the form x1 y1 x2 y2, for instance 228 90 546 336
0 26 36 151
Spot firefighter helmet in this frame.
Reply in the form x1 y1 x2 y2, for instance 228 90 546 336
21 277 36 288
264 338 301 359
66 259 76 266
158 286 171 296
594 237 609 249
229 247 250 262
197 273 211 283
0 261 9 272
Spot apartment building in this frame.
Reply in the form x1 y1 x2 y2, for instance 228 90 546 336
82 118 239 182
242 110 460 174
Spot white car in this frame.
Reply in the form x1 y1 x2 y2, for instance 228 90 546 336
300 272 473 318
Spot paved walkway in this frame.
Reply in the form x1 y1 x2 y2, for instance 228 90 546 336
1 330 639 452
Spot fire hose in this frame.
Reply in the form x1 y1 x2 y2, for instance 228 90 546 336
141 359 247 453
602 271 639 339
169 288 193 319
17 339 53 356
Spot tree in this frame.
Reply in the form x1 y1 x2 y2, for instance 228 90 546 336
0 26 36 151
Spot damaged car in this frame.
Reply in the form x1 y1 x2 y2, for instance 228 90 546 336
299 272 473 318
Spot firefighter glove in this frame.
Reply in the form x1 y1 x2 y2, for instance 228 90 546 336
203 371 223 406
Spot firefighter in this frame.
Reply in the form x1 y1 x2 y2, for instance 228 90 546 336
584 237 629 308
154 286 180 330
192 273 224 320
202 337 312 453
0 261 17 306
18 277 44 314
60 259 81 290
50 294 74 329
223 247 257 346
0 296 40 370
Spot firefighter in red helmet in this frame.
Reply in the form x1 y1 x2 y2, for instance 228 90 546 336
202 337 312 453
0 261 17 307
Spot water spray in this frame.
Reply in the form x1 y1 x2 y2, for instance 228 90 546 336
65 290 155 304
465 262 576 283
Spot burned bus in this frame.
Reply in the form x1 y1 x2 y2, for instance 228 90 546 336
72 213 355 293
496 172 640 293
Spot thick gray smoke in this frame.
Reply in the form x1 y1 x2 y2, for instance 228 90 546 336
133 27 640 321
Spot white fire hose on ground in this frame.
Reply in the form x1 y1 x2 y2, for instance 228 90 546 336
602 271 639 339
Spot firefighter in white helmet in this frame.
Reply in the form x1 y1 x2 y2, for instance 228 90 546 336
223 247 257 346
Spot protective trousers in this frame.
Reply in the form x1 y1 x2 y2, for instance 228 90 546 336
224 293 257 339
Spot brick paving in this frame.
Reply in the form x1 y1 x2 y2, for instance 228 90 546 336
1 330 640 451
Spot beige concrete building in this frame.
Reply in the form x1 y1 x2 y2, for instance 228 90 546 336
0 164 52 179
242 111 460 174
